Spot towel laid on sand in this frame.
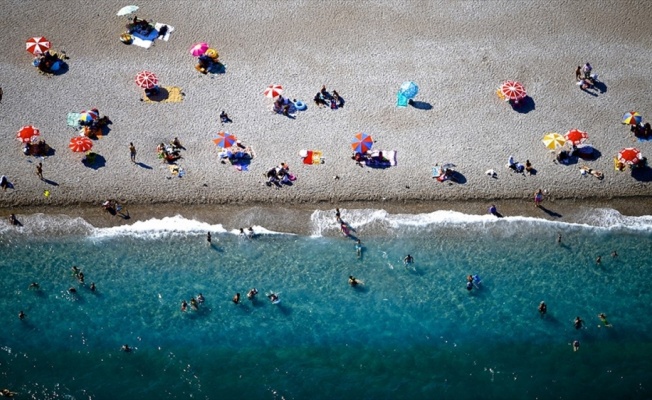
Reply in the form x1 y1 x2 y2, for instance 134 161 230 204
154 23 174 41
301 150 323 165
131 23 175 48
141 86 185 103
365 150 397 167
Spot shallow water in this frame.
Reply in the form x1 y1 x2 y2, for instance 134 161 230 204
1 209 651 399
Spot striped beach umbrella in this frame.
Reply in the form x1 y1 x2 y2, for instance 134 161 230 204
135 71 158 89
351 132 374 153
264 84 283 98
564 129 588 146
542 132 566 150
190 42 209 57
500 81 527 101
26 36 51 55
69 136 93 153
618 147 642 165
622 111 642 126
213 131 237 148
16 125 40 143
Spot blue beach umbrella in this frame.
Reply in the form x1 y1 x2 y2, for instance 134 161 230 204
399 81 419 99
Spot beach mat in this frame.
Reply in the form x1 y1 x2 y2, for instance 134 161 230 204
142 86 185 103
365 150 397 168
67 112 81 128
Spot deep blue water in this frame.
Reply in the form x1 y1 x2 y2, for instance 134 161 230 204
1 209 652 399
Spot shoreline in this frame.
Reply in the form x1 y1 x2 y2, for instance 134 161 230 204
3 197 651 235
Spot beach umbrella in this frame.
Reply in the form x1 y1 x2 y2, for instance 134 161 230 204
500 81 527 101
79 109 99 124
542 132 566 150
399 81 419 99
135 71 158 89
351 132 374 153
190 42 209 57
117 5 139 16
618 147 642 165
264 84 283 99
564 129 588 146
26 36 51 55
213 131 237 148
69 136 93 153
16 125 40 143
622 111 642 126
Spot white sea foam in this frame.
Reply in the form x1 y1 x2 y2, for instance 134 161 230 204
309 208 652 237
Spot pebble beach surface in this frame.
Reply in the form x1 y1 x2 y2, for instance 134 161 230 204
1 0 652 212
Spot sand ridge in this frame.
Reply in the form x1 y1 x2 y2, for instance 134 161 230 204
1 1 652 209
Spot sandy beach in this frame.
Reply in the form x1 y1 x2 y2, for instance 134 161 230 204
2 0 652 214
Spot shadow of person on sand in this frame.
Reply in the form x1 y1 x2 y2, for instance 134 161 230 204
539 206 562 218
43 178 58 186
135 162 153 170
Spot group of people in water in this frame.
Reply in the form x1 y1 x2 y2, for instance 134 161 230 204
538 300 613 351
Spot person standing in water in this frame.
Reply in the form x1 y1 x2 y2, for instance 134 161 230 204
574 316 584 330
404 254 414 264
538 301 547 316
206 232 212 244
355 239 362 258
232 293 240 304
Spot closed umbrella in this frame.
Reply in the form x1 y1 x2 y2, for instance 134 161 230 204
135 71 158 89
618 147 642 165
26 37 51 55
264 84 283 98
213 132 237 148
190 42 209 57
399 81 419 99
69 136 93 153
17 125 40 143
564 129 588 146
351 132 374 153
542 133 566 150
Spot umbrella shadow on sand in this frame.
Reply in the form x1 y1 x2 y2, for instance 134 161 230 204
83 154 106 170
142 87 170 102
512 96 535 114
632 166 652 182
409 100 433 110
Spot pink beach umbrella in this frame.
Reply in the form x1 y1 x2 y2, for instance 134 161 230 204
135 71 159 89
564 129 588 146
618 147 642 165
17 125 40 143
190 42 209 57
264 84 283 98
26 36 51 55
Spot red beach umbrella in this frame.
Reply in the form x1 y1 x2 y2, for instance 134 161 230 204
16 125 40 143
264 84 283 98
26 36 51 55
351 132 374 153
564 129 588 146
618 147 642 165
69 136 93 153
135 71 159 89
500 81 527 101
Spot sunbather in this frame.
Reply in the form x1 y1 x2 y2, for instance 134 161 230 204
580 165 604 180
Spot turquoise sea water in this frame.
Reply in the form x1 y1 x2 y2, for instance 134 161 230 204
1 209 652 399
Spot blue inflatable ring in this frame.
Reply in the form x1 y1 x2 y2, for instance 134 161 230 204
294 101 307 111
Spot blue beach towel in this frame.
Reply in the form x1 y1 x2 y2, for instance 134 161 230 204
396 92 408 108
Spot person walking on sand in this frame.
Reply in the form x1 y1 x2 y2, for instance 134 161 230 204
129 142 137 163
36 162 43 180
534 189 543 207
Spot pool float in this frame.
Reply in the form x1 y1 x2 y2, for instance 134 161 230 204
294 100 307 111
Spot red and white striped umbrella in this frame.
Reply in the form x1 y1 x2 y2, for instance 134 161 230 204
135 71 159 89
500 81 527 101
264 84 283 98
618 147 642 165
69 136 93 153
26 36 51 55
16 125 40 143
564 129 588 146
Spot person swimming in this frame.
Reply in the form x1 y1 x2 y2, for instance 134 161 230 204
197 293 205 303
190 297 199 310
90 282 96 292
181 300 188 312
232 293 240 304
121 344 132 352
247 288 258 300
598 313 612 327
267 292 279 303
404 254 414 264
28 282 40 290
572 340 580 352
538 301 547 315
574 316 584 330
466 281 473 291
71 266 80 276
68 287 77 293
77 272 85 284
348 275 361 286
18 311 25 320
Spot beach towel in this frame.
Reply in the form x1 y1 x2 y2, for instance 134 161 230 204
301 150 323 165
130 29 158 48
365 150 397 168
141 86 185 103
396 92 408 107
66 112 82 128
154 23 174 41
432 165 443 178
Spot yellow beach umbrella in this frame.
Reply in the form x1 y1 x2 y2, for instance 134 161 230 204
542 133 566 150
